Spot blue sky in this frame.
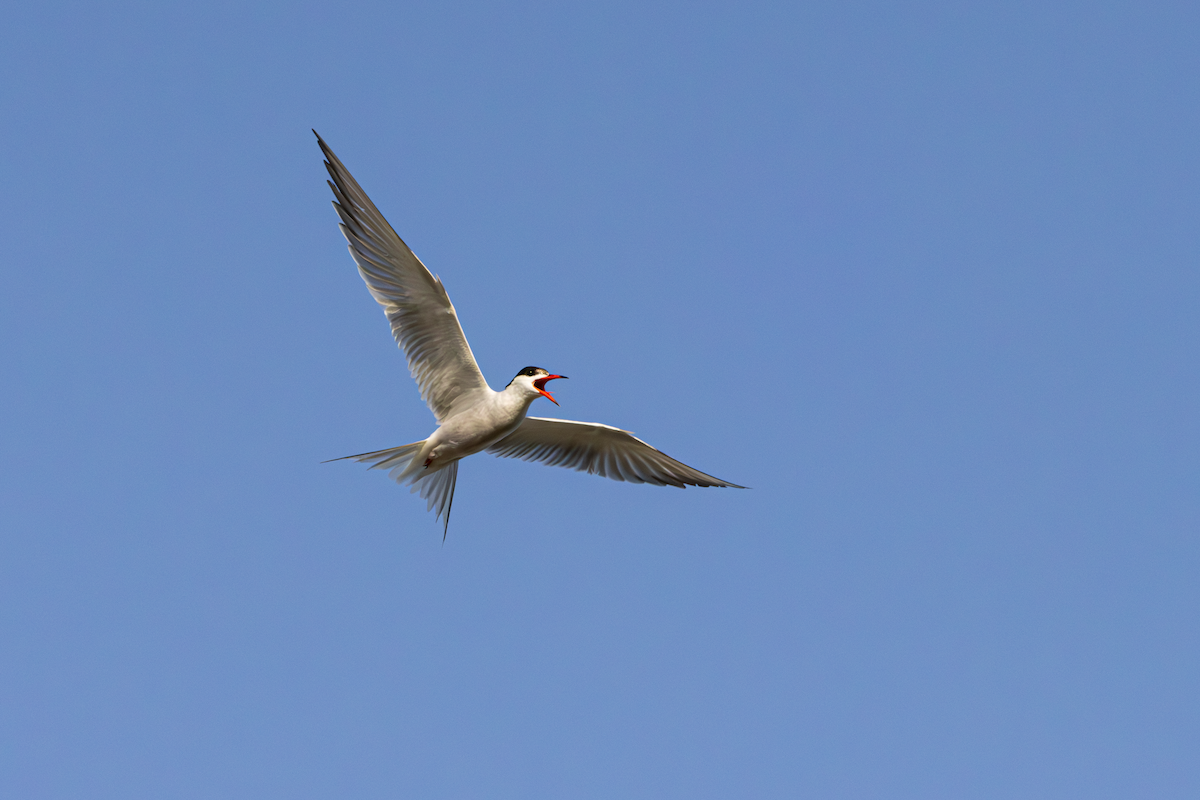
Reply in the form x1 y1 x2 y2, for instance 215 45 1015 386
2 1 1198 797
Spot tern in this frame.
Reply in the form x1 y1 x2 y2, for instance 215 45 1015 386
317 132 744 537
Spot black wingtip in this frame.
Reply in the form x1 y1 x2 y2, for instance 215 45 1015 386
313 130 333 162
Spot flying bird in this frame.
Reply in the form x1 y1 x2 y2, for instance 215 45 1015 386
317 132 744 537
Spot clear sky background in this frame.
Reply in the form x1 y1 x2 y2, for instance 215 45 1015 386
2 1 1198 797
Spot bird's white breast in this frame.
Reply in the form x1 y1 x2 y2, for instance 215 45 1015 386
427 389 532 461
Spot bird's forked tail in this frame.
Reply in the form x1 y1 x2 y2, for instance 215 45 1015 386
323 440 459 538
325 440 428 482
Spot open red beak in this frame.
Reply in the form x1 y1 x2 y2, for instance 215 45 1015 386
532 374 567 405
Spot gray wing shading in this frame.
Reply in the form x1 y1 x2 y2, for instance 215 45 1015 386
488 416 745 488
316 132 491 424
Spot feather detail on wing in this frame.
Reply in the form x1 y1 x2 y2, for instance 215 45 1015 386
316 132 490 423
488 417 745 488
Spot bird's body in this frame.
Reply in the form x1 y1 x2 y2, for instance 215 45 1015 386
426 390 530 467
407 375 546 476
317 132 743 536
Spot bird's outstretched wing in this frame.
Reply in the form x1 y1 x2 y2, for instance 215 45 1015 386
488 416 745 488
317 132 490 423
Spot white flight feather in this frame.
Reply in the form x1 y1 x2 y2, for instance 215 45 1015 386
319 136 491 424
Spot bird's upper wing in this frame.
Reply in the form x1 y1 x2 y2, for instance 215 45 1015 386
487 416 745 488
317 132 490 423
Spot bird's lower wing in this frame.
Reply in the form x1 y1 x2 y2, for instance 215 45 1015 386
487 416 745 488
317 132 491 423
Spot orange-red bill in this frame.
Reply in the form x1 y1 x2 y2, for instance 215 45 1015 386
533 374 567 405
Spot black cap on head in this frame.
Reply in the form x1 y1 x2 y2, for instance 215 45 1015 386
516 366 543 378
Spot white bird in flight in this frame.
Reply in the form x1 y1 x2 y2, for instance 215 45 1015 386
317 132 744 537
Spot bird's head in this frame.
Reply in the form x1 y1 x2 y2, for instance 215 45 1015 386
509 366 567 405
